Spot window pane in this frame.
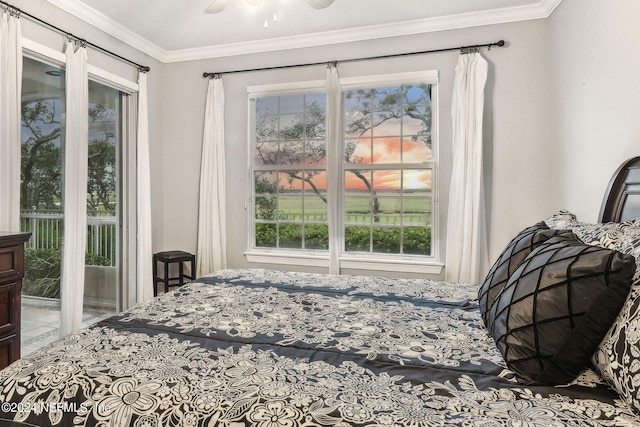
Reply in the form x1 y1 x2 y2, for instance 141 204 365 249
256 115 278 141
279 94 305 114
372 110 401 137
403 193 431 226
256 223 277 247
402 137 432 163
403 227 431 255
403 169 432 191
279 141 304 165
344 170 372 192
405 84 431 104
255 141 278 165
279 196 302 222
344 88 374 110
372 226 400 253
256 96 278 115
344 110 371 139
305 224 328 249
255 171 277 193
345 138 372 164
376 197 402 225
372 138 401 164
403 105 430 136
344 196 372 226
280 114 302 140
304 140 326 165
279 223 302 248
373 170 401 191
305 102 326 139
345 226 371 252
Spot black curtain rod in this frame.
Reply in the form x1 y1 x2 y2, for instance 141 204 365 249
0 0 150 72
203 40 505 78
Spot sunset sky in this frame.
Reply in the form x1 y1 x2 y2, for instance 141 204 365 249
255 85 433 193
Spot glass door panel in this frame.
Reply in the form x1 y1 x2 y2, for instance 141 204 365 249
85 79 122 320
20 57 124 355
20 57 65 355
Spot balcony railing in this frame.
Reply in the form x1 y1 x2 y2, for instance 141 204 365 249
20 209 117 267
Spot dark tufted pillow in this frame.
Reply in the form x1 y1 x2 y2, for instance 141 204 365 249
487 233 636 385
478 222 567 327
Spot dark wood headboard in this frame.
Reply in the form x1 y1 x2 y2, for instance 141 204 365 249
599 156 640 222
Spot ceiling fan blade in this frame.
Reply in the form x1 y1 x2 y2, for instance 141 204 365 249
205 0 233 14
306 0 335 9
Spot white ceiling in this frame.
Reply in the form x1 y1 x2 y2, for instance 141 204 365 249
45 0 562 63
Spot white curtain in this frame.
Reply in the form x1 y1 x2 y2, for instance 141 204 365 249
60 40 88 337
197 76 227 277
0 7 22 231
325 63 341 274
136 71 154 303
445 52 489 284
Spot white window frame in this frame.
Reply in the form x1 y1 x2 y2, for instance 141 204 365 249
245 71 443 275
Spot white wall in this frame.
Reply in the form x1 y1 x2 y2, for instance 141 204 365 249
548 0 640 222
160 19 553 278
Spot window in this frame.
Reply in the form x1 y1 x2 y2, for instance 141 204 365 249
343 84 434 256
253 92 328 250
248 71 439 272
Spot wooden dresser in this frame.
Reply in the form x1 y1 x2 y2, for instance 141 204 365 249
0 232 31 370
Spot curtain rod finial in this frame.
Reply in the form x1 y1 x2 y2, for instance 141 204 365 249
139 66 150 73
497 40 505 47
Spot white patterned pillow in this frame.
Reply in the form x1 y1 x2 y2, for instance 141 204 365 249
573 220 633 248
545 210 639 249
612 219 640 281
593 222 640 412
545 210 579 230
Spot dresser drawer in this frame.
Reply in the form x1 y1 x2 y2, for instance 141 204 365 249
0 245 22 280
0 283 18 336
0 333 17 370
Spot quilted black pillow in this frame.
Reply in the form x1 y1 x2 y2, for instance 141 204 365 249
478 222 567 327
487 233 636 384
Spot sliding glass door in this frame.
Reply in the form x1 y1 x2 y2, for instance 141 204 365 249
20 56 125 354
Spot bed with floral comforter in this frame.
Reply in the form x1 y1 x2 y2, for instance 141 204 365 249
0 268 638 426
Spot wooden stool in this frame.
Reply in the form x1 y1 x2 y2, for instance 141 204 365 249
153 251 196 296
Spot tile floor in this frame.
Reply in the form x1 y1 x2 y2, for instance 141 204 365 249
21 296 115 357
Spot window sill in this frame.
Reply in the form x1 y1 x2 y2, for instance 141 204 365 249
244 251 444 275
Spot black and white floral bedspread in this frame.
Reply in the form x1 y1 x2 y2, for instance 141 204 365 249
0 269 638 426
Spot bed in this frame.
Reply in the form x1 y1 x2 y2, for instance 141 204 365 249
1 158 640 426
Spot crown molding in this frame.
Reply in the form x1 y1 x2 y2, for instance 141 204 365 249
47 0 563 64
46 0 165 61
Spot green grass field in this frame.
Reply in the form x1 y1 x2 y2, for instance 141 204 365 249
269 191 432 225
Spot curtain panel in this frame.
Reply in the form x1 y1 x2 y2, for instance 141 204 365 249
59 40 89 337
325 63 341 274
197 77 227 277
137 71 154 303
445 52 489 284
0 8 21 231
